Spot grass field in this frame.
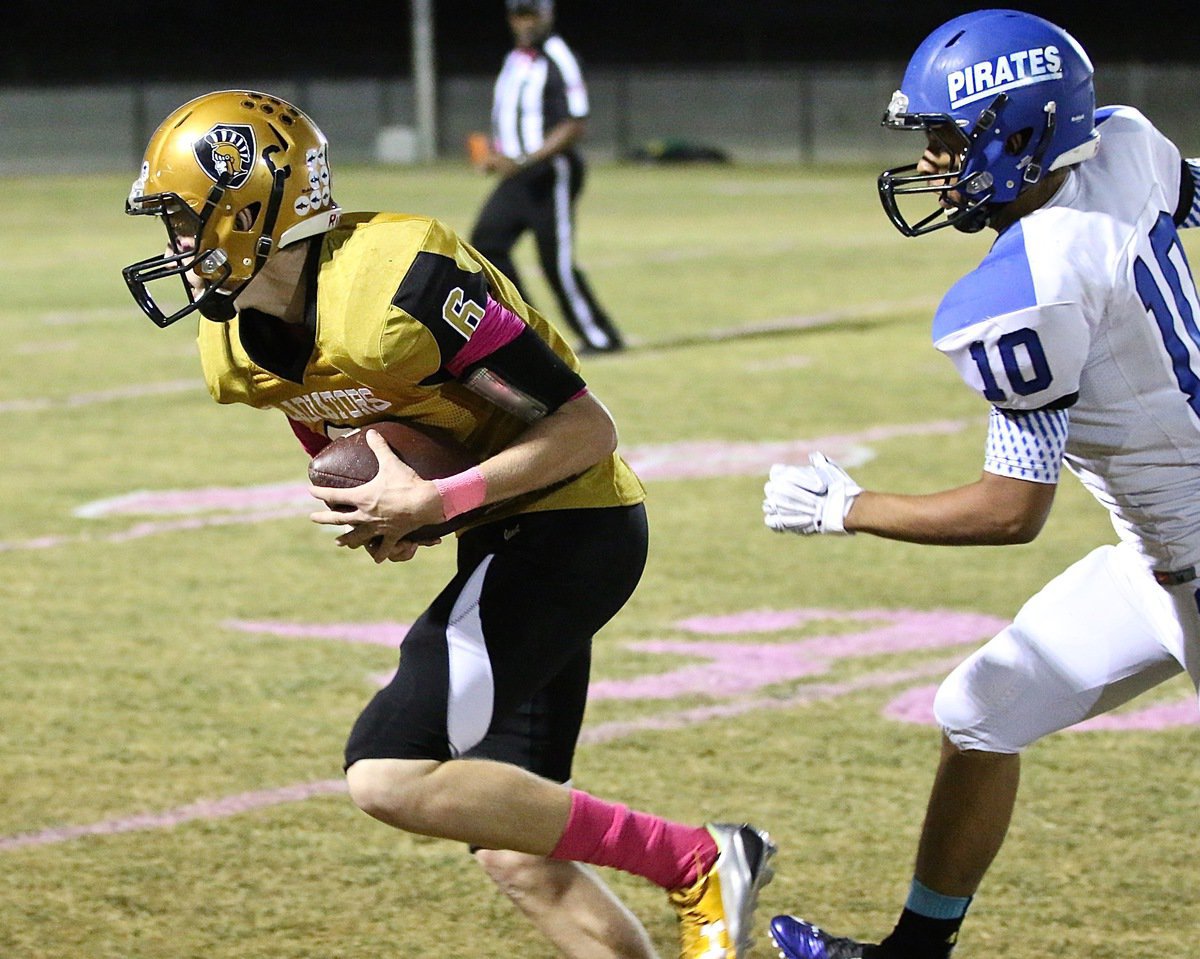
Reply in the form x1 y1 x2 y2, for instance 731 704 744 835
2 160 1198 959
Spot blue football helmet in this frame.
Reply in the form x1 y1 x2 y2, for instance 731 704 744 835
878 9 1100 236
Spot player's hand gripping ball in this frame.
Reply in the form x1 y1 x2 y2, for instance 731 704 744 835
308 421 483 541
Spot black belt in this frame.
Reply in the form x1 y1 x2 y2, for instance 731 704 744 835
1153 565 1196 586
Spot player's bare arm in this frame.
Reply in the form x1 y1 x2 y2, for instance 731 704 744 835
309 391 617 557
845 471 1057 546
473 389 617 499
768 402 1066 546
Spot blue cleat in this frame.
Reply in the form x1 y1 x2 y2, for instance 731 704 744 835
769 915 878 959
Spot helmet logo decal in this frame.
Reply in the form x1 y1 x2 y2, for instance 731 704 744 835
194 125 257 189
947 45 1062 110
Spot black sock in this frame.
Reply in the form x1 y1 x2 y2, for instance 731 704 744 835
875 908 964 959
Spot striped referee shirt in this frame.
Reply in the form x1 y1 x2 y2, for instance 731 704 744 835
490 35 589 160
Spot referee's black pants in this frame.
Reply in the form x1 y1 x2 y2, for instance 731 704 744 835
470 152 624 352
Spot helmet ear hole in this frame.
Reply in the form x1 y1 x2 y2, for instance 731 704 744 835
234 202 262 232
1005 128 1033 156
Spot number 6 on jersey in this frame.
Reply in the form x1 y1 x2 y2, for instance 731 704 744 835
442 286 486 340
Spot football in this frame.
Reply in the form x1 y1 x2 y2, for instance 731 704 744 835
308 420 484 540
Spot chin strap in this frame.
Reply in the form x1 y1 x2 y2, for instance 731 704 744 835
255 145 291 269
968 93 1008 142
1021 100 1058 186
951 203 993 234
197 287 241 321
197 145 292 323
955 99 1060 235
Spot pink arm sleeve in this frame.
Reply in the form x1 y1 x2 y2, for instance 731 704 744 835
445 296 530 377
445 295 588 402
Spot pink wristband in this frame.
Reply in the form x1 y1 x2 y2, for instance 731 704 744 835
434 467 488 520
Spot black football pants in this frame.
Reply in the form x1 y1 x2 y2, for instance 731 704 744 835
344 504 649 782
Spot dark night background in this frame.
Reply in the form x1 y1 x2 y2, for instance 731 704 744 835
4 1 1192 86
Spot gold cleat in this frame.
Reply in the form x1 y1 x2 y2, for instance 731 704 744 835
670 823 777 959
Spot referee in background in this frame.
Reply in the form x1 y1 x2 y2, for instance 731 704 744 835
470 0 625 354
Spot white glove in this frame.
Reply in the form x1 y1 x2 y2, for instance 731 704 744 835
763 452 862 535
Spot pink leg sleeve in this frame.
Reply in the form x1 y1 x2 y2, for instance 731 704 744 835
549 789 717 890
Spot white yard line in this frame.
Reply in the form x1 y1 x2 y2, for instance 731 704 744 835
2 297 937 413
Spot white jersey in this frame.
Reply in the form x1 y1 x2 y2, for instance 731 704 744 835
934 107 1200 573
491 36 589 160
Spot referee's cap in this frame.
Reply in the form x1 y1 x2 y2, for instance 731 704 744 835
507 0 554 15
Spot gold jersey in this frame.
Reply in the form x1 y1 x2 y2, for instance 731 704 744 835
198 212 644 525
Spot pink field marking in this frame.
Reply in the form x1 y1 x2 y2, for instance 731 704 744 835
1075 700 1199 730
678 608 854 633
75 483 312 519
223 619 411 647
5 418 972 553
0 508 308 554
623 419 967 480
0 780 347 852
103 509 306 543
9 602 1189 853
0 534 74 551
883 684 941 725
581 658 964 744
590 608 1005 702
0 607 988 852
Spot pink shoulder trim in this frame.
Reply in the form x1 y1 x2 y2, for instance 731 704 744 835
446 296 528 377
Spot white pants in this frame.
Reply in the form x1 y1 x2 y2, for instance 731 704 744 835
934 543 1200 753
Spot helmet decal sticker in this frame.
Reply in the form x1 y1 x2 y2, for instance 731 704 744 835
947 45 1063 109
194 124 257 188
295 144 332 217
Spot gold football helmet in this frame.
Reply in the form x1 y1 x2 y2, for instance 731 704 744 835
123 90 343 327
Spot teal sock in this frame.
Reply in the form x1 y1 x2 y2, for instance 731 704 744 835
904 878 971 920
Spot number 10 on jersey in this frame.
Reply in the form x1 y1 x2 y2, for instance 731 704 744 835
968 327 1054 402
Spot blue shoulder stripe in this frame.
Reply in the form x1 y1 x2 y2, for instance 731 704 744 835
932 222 1037 343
